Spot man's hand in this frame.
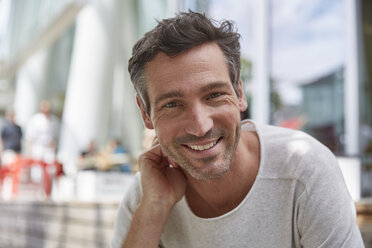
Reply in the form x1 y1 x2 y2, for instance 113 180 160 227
122 140 186 248
139 143 187 209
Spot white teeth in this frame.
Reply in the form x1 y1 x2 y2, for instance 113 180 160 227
188 140 218 151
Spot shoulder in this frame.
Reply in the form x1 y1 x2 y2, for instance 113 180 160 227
113 173 141 237
117 172 142 215
254 123 341 184
112 173 141 248
2 122 13 134
1 121 8 132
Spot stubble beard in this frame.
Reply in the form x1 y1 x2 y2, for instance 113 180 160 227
162 125 241 181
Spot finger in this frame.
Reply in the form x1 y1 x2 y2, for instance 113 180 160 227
149 138 171 167
140 144 169 170
145 140 181 169
150 141 181 169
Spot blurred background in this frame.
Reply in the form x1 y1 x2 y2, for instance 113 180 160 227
0 0 371 247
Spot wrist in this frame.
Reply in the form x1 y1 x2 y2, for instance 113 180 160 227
139 196 175 217
123 197 172 248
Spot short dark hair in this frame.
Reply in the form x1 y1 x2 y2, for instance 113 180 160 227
128 11 241 114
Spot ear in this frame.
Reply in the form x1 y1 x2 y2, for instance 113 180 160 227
136 94 154 129
237 79 248 112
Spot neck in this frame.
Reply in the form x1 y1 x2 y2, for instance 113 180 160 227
185 130 260 218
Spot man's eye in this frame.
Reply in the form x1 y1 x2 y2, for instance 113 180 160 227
209 92 222 99
164 102 178 108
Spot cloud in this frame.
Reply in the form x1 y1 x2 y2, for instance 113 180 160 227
208 0 346 85
270 0 346 83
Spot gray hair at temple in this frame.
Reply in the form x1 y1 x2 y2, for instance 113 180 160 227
128 10 241 115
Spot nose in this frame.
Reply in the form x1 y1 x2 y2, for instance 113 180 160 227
184 103 213 137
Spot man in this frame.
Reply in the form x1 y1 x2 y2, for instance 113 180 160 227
112 11 364 248
26 100 59 184
26 100 59 164
0 107 23 165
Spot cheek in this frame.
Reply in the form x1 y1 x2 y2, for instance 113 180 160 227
223 95 241 108
215 95 242 117
152 113 164 128
152 107 181 127
213 97 242 126
152 110 172 133
153 115 178 143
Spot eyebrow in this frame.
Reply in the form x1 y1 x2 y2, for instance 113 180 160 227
154 81 230 106
200 81 230 92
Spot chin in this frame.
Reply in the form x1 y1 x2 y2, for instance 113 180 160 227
185 162 231 181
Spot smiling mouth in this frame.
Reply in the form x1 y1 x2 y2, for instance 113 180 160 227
186 139 220 151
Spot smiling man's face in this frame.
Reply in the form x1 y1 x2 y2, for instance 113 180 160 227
138 42 247 180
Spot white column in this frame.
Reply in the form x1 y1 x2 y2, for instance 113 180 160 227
58 0 120 171
114 0 144 154
251 0 270 125
13 48 50 128
344 0 360 156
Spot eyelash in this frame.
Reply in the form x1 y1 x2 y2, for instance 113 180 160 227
162 92 224 109
164 102 179 108
208 92 222 99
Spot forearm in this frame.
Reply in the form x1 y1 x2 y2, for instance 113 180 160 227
122 199 172 248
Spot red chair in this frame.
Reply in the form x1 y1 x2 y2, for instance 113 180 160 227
0 156 64 199
0 155 22 198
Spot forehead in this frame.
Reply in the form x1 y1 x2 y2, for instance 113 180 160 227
145 42 231 100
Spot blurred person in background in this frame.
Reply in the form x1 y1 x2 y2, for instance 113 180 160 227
81 139 131 172
0 107 23 165
76 140 98 171
26 100 59 163
26 100 59 182
111 11 364 248
109 139 131 172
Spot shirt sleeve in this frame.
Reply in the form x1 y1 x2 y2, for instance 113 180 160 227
111 173 142 248
296 144 364 248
